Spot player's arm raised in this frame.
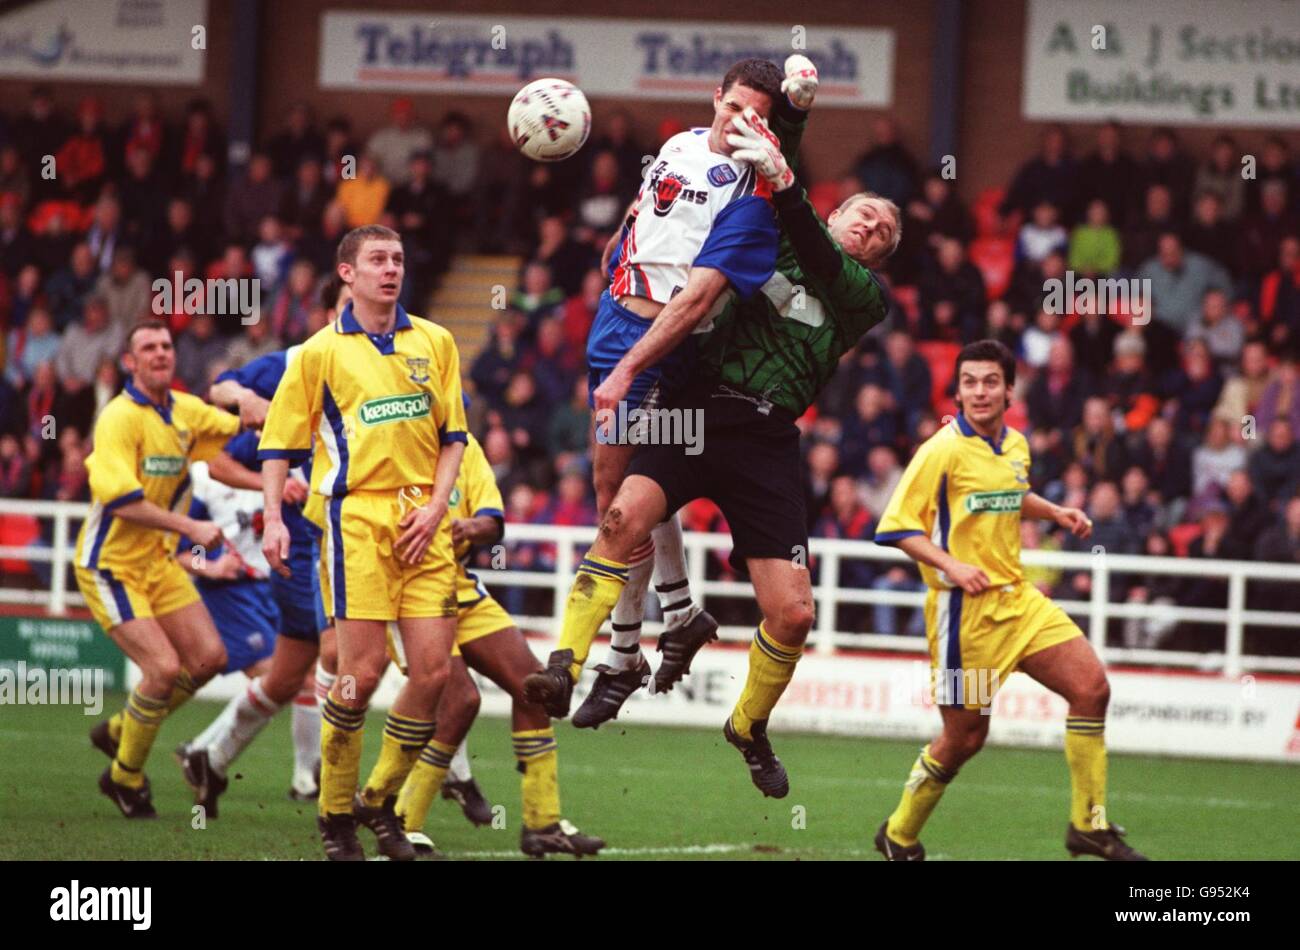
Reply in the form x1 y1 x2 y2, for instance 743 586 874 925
1023 491 1093 540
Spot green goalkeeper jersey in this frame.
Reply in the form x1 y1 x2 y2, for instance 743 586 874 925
693 106 892 417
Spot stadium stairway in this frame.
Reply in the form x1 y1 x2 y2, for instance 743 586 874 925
428 254 523 365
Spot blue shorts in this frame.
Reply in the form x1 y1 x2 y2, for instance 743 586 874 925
201 580 280 674
586 290 694 410
272 533 328 641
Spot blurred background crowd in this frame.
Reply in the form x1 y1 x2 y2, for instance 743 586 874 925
1 88 1299 654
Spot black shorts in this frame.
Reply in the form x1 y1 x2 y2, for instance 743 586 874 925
625 383 808 572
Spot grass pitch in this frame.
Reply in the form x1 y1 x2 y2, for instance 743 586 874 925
2 691 1296 861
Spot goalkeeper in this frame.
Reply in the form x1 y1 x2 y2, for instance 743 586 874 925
526 56 903 797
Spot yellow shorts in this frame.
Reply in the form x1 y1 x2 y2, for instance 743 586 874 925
385 595 515 672
318 489 458 621
924 581 1080 709
75 556 200 633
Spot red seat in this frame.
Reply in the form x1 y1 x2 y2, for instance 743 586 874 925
968 237 1015 301
0 513 39 575
807 181 840 221
891 284 921 327
972 186 1015 238
915 340 961 410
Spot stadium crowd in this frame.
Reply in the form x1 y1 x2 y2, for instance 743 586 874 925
1 88 1299 655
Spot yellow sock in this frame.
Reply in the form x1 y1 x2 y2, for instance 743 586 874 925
729 623 802 740
395 739 456 832
360 711 437 807
885 744 956 846
107 710 124 744
166 668 198 713
513 728 560 830
558 555 628 680
319 695 367 816
111 688 169 789
1065 716 1108 831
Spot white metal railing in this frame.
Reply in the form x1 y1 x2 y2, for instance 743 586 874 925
3 499 1299 677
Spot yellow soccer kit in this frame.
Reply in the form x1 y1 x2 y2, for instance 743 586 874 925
874 412 1080 708
75 380 240 632
258 303 467 621
386 433 512 668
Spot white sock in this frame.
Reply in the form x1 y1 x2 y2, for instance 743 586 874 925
447 740 473 784
315 661 337 702
209 677 281 776
290 677 320 791
653 515 699 629
191 687 241 752
605 536 654 671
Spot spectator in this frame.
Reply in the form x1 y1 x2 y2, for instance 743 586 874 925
5 306 61 388
805 442 840 527
55 295 122 398
1191 414 1247 498
1254 351 1300 437
1248 418 1300 506
178 150 224 242
1192 134 1246 222
471 314 524 410
1067 304 1120 381
269 259 317 344
1246 136 1296 215
224 314 278 368
174 311 227 395
870 329 932 440
250 215 294 295
1067 198 1121 276
547 376 592 459
899 168 971 279
1064 481 1136 598
0 144 29 209
531 216 592 298
280 154 331 241
1028 336 1092 437
520 316 580 410
1021 519 1063 596
1000 125 1078 222
1122 183 1179 270
575 149 633 244
94 246 152 334
1020 308 1061 370
177 98 223 180
1223 468 1272 555
1213 339 1272 428
1185 288 1243 372
1016 200 1068 265
385 150 450 306
853 116 919 208
1162 337 1224 434
12 87 66 201
431 112 480 234
366 98 433 187
1237 178 1300 283
224 152 285 245
1136 233 1232 333
1130 415 1194 507
537 469 597 528
560 268 602 357
585 109 645 194
321 116 360 187
120 91 167 171
1077 120 1139 227
0 194 30 277
118 146 167 248
84 194 123 274
335 152 390 228
861 445 904 519
44 242 98 330
1254 495 1300 566
510 262 564 337
1182 190 1235 273
92 356 120 423
0 431 32 496
300 201 349 275
812 474 877 630
497 371 550 471
1072 395 1128 483
1140 128 1195 218
267 102 324 180
1119 465 1160 539
1123 531 1183 649
1259 235 1300 346
841 384 897 475
919 237 985 341
1008 248 1066 318
55 96 110 203
29 202 75 276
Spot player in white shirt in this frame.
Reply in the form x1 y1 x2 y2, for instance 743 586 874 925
526 58 795 721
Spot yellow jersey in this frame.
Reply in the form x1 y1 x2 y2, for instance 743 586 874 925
257 302 467 496
874 413 1032 589
451 434 505 606
76 379 240 571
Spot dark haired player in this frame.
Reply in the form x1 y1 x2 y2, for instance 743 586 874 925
871 339 1146 861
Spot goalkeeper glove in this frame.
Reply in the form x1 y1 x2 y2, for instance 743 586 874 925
727 108 794 192
781 54 819 110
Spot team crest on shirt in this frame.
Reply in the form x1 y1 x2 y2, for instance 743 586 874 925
653 172 689 216
707 164 737 186
1010 458 1030 484
405 357 430 384
449 486 462 506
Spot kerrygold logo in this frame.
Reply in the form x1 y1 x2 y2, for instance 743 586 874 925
965 490 1026 514
359 392 432 426
142 455 184 477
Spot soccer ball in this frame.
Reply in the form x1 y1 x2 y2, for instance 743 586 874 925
507 78 591 163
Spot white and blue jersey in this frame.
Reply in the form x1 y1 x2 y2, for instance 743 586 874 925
216 351 328 639
179 462 279 675
590 128 779 408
